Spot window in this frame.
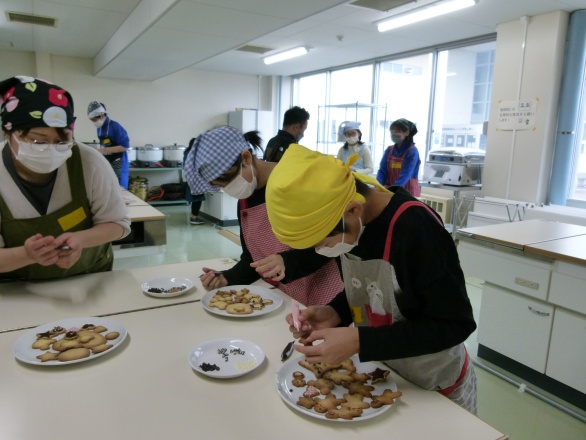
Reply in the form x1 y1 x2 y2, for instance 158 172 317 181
431 42 496 157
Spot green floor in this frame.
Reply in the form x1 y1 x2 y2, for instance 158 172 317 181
115 205 586 439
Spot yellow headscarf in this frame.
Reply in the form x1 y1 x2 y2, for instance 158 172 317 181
266 144 389 249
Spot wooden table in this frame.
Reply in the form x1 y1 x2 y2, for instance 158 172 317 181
0 279 507 440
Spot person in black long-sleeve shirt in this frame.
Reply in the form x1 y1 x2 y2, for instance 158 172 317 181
266 144 477 413
183 126 343 306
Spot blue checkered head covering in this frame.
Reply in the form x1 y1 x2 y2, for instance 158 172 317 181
183 125 250 195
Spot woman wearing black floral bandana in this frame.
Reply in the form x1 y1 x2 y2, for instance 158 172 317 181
0 75 130 280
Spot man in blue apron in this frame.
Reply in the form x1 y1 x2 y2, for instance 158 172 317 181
266 144 477 413
87 101 130 189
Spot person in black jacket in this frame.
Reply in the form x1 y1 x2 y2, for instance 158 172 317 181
266 144 477 413
263 106 309 162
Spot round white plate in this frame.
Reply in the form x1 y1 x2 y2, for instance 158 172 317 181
201 285 283 318
141 276 194 298
275 354 398 422
12 317 127 366
188 338 265 379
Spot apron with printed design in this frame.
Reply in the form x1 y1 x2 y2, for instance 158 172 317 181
340 201 476 413
386 145 421 197
0 145 113 280
239 200 344 306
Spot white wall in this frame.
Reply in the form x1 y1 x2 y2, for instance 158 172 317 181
0 51 277 147
483 11 568 203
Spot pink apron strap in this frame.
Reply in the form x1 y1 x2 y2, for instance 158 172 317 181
383 201 442 261
438 348 470 396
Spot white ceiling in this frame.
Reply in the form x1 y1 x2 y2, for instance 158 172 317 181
0 0 584 81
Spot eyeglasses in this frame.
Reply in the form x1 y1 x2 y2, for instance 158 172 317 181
15 134 74 152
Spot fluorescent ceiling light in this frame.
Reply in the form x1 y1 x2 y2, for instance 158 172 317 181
263 46 308 65
377 0 476 32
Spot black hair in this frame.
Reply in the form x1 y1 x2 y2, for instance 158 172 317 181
211 130 263 184
327 179 371 236
283 106 310 127
390 118 417 146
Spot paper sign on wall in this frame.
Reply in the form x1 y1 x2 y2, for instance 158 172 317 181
496 99 538 130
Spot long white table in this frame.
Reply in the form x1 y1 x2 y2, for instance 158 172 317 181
0 261 507 440
0 259 237 333
0 301 507 440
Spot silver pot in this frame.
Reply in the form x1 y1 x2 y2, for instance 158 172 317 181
163 144 186 167
127 146 137 162
137 144 163 167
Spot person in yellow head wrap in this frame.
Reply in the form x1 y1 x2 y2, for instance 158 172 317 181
266 144 477 413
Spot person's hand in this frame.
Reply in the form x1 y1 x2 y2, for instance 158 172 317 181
250 254 285 281
53 233 82 269
294 327 360 365
200 267 228 291
286 305 341 338
23 234 60 266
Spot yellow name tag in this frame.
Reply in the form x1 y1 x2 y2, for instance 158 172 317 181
58 207 87 231
391 163 402 169
349 304 363 324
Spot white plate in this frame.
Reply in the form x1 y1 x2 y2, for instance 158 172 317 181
201 285 283 318
141 276 195 298
275 354 398 422
188 338 265 379
12 317 127 366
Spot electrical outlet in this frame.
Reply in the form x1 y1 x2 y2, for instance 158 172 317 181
514 277 539 290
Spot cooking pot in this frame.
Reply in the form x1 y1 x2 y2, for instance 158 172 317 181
137 144 163 167
163 144 186 168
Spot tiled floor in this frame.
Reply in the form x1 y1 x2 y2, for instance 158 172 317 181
115 205 586 439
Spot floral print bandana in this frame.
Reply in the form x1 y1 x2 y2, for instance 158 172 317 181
0 75 75 132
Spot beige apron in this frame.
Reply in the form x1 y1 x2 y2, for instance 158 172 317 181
340 201 476 413
239 200 343 306
0 145 113 281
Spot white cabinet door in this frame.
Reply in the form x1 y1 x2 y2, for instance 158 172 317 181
546 309 586 394
478 283 554 373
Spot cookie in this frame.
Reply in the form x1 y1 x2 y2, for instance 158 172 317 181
343 382 375 398
32 338 56 350
296 396 316 409
302 385 320 398
57 347 91 362
313 394 345 413
105 332 120 340
370 390 402 408
292 378 307 387
78 332 107 348
298 359 340 378
368 367 390 384
323 369 355 385
325 407 363 420
340 393 370 409
307 378 335 395
225 303 253 315
36 352 59 362
91 344 113 354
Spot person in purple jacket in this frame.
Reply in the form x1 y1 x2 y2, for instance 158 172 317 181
376 118 421 196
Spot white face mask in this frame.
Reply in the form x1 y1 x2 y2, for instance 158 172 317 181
222 162 257 199
93 119 104 128
345 135 359 145
316 217 364 258
11 134 73 174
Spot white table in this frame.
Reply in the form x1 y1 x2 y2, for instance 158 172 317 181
0 259 237 333
0 294 507 440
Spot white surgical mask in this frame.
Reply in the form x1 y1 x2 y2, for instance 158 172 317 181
93 119 104 128
222 162 257 199
316 217 364 258
345 135 359 145
11 134 72 174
